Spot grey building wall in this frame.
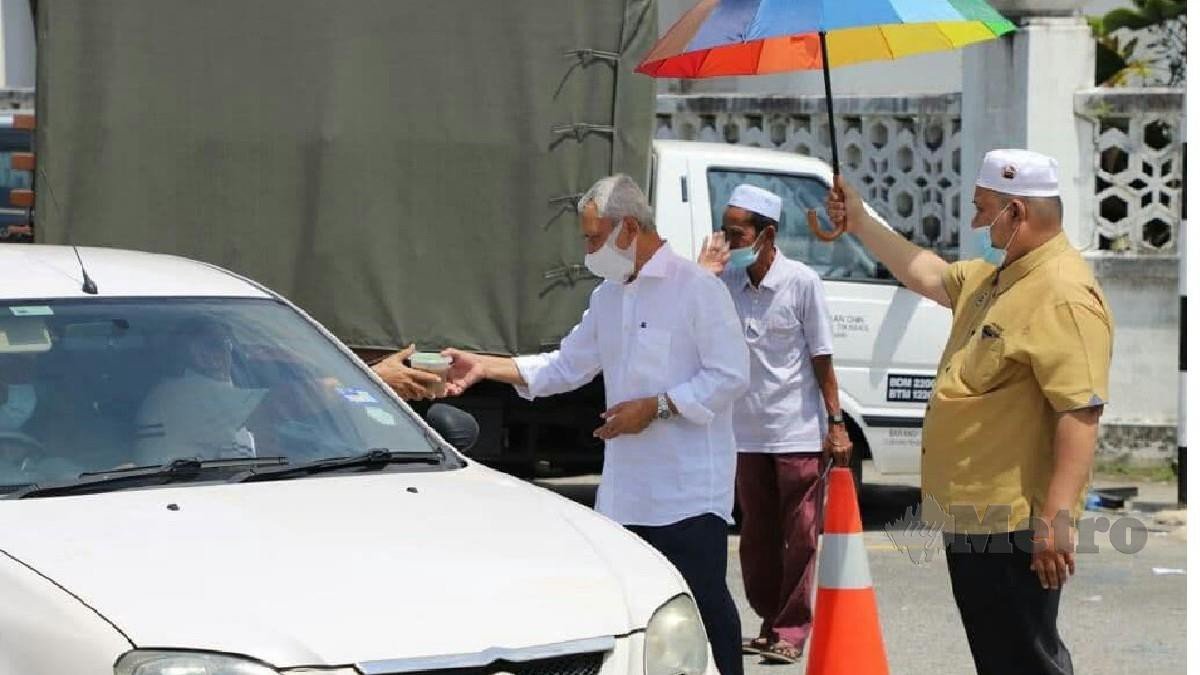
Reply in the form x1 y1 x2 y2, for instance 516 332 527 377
1089 256 1180 464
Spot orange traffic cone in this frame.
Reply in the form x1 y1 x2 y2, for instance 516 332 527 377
805 467 889 675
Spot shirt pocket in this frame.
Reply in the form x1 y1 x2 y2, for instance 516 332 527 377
628 327 672 394
764 314 798 338
958 333 1008 393
757 315 801 363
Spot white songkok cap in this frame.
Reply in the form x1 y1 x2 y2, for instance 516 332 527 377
975 149 1060 197
727 184 782 221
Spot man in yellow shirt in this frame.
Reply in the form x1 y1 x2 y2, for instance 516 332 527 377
827 149 1113 675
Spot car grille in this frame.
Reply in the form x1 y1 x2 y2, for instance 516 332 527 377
386 652 606 675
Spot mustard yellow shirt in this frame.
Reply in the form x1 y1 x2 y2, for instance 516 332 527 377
922 233 1114 534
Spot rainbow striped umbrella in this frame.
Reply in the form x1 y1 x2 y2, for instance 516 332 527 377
637 0 1015 238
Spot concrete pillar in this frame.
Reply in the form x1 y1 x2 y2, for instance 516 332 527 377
1179 219 1186 504
960 10 1095 257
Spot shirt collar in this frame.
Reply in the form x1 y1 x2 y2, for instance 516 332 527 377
635 242 673 280
742 249 786 291
994 232 1070 294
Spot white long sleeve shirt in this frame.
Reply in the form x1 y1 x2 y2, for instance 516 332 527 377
514 245 750 526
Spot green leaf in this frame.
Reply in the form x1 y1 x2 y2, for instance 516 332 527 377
1095 42 1130 85
1121 37 1140 58
1103 7 1156 32
1144 0 1187 22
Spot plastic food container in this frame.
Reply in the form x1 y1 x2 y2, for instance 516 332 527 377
409 352 452 396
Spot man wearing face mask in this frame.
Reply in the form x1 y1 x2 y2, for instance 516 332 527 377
827 149 1113 675
0 354 39 477
0 354 37 433
697 185 847 664
442 174 750 675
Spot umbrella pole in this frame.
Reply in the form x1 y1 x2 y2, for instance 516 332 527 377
809 30 847 241
818 31 840 176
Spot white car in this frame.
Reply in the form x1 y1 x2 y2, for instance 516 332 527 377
0 244 714 675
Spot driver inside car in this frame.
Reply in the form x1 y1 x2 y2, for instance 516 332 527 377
134 319 267 466
0 353 37 433
0 353 84 482
0 355 43 481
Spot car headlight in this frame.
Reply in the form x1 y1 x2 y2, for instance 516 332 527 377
114 650 279 675
644 595 709 675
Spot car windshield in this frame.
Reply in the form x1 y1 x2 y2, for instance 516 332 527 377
0 298 444 490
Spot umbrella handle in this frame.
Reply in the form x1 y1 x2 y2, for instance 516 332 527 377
808 208 845 242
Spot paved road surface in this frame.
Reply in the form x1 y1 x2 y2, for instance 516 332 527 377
537 463 1186 675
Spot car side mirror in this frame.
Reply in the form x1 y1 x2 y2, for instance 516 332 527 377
425 403 480 453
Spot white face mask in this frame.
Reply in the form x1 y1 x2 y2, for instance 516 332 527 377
584 221 636 282
0 384 35 431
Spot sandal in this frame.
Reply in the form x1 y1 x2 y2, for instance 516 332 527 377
760 641 803 665
741 637 770 655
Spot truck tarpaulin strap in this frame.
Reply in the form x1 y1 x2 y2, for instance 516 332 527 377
564 49 622 65
35 0 657 356
550 123 617 143
547 193 585 213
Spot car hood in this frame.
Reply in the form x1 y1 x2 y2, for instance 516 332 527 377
0 464 684 668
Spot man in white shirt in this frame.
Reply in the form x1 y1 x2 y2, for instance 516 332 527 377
135 319 264 464
443 175 750 675
700 185 851 665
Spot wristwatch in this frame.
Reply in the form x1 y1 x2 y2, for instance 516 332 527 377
656 393 673 420
827 413 845 425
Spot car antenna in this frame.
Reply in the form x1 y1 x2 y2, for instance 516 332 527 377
36 164 99 295
73 246 98 294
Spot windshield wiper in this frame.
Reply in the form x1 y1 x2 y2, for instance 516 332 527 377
236 448 444 484
2 456 290 500
0 483 36 497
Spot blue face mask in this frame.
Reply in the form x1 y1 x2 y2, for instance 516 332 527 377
976 227 1006 267
976 202 1019 267
728 232 764 270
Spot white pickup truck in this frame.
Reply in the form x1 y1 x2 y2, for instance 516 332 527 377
650 140 953 479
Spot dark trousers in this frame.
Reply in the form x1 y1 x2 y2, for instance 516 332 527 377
628 514 743 675
945 530 1074 675
735 453 824 648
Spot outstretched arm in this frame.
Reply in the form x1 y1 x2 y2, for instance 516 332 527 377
826 176 952 308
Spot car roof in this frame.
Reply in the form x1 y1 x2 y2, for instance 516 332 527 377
0 244 272 301
652 139 835 181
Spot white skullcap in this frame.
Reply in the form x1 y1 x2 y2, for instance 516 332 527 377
727 184 782 221
975 149 1060 197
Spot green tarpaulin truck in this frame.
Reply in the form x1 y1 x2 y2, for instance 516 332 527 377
30 0 948 480
33 0 656 473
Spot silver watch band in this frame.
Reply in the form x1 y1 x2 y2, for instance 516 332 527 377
656 393 672 419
